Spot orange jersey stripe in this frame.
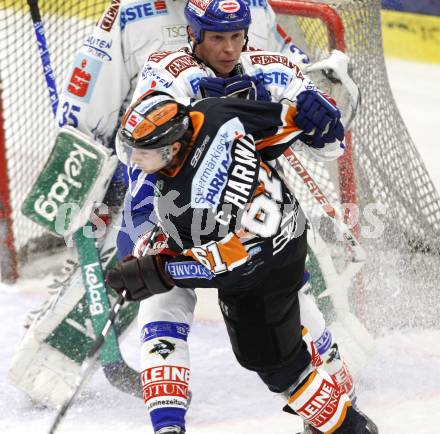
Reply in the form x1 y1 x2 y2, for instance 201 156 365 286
256 105 300 151
183 233 249 273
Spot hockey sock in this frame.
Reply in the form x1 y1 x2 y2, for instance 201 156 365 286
315 328 356 402
140 320 191 432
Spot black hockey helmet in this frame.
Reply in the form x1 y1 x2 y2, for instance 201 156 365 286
118 92 190 149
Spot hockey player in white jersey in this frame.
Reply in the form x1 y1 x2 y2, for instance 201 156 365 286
55 0 306 144
114 1 377 433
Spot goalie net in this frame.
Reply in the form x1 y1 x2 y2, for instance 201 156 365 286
274 0 440 247
1 0 440 283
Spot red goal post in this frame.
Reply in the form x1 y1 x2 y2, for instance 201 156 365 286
271 0 346 51
0 86 17 282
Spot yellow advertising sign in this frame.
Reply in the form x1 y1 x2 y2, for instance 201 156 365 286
382 10 440 63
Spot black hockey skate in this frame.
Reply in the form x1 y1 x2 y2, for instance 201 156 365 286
298 423 316 434
299 412 378 434
360 409 379 434
155 426 185 434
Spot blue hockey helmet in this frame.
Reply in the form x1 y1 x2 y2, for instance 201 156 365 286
185 0 251 44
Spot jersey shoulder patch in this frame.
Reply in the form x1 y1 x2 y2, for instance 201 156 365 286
246 50 294 68
164 49 201 78
147 50 175 63
242 50 304 81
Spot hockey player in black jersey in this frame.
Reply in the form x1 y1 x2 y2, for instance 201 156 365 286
107 91 377 434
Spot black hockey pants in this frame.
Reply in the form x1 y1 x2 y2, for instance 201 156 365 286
218 230 311 393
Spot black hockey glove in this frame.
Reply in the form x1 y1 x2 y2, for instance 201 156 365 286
295 90 345 148
106 254 175 302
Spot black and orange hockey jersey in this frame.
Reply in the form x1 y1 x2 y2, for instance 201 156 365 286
145 97 339 290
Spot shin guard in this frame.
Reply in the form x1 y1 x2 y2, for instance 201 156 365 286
138 287 196 432
313 328 356 402
285 368 352 434
320 343 356 402
140 321 190 432
299 287 356 402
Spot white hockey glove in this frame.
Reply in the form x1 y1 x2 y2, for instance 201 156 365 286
305 50 360 128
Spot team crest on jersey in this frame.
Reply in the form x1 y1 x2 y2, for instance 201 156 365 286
149 339 176 359
219 0 240 13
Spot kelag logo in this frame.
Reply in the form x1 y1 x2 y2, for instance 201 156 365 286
120 0 168 31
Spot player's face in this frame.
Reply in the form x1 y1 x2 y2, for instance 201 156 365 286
131 145 174 173
195 30 245 77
